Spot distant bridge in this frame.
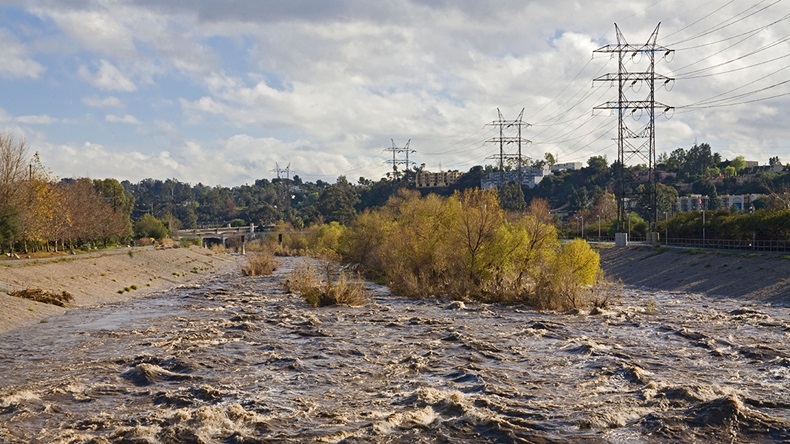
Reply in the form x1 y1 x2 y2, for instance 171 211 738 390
176 224 270 253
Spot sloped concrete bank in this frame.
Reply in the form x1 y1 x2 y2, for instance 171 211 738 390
598 246 790 306
0 246 240 334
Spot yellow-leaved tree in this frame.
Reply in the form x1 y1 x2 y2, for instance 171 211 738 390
339 188 603 310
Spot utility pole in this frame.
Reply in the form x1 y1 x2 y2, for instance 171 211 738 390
384 139 416 180
593 23 673 232
485 108 531 188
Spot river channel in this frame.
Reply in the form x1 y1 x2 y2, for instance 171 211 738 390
1 257 788 443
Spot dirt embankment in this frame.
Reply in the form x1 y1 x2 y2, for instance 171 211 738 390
0 246 240 334
598 246 790 306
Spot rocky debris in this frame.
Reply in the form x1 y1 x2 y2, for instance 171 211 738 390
8 288 74 307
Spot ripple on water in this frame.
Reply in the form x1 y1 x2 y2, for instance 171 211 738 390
0 257 788 442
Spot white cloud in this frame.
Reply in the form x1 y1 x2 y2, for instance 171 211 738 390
83 95 123 108
105 113 140 124
16 114 58 125
79 60 136 92
43 7 136 56
0 29 45 79
5 0 790 185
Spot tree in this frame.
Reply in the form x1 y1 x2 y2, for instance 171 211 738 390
317 176 360 225
451 165 487 192
452 188 504 285
94 178 134 215
499 182 526 211
586 155 609 176
134 213 169 240
708 185 724 211
683 143 718 179
730 155 746 173
664 147 686 172
655 182 679 215
569 186 590 213
544 152 556 167
0 131 29 251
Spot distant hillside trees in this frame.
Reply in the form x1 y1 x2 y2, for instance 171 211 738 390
660 143 722 180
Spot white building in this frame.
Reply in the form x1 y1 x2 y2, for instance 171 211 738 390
720 194 763 212
550 162 583 172
481 166 551 190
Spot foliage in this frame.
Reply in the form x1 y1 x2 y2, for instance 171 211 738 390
498 182 526 211
0 131 28 251
312 221 348 253
658 209 790 241
134 213 169 240
532 239 601 310
317 176 360 225
339 188 601 310
1 133 133 253
4 125 789 258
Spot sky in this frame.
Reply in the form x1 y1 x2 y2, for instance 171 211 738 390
0 0 788 187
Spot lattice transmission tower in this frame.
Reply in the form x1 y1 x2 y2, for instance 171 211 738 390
485 108 531 187
271 162 292 210
593 23 673 231
384 139 416 179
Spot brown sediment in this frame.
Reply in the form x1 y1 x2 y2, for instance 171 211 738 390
0 246 240 334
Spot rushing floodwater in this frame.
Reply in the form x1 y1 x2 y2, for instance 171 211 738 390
1 257 788 443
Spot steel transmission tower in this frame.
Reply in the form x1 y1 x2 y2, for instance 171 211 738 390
593 23 673 231
384 139 416 179
271 162 292 210
485 108 531 187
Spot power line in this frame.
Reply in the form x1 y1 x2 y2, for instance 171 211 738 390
672 12 790 52
664 0 782 47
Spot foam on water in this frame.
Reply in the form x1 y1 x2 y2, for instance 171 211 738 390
0 256 788 443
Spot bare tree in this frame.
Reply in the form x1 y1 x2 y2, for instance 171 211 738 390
0 131 30 252
759 178 790 211
0 131 28 200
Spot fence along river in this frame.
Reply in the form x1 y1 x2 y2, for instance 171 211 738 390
0 256 788 443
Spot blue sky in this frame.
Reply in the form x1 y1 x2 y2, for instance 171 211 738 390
1 0 788 186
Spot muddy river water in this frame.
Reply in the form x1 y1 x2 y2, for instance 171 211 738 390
1 257 788 443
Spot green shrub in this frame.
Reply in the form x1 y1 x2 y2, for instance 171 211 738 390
134 214 168 240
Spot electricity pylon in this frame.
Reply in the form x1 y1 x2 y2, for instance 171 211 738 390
384 139 416 179
593 23 673 231
271 162 292 210
485 108 531 187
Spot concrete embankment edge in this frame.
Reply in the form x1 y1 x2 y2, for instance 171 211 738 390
597 246 790 306
0 246 241 335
